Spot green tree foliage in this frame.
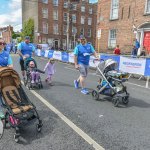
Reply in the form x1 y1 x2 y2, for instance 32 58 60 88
22 18 34 42
12 31 21 39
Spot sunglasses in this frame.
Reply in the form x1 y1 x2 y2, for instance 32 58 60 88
0 42 6 46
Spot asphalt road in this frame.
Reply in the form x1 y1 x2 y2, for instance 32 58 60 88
0 54 150 150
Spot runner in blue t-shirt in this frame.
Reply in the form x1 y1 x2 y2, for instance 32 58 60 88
74 36 97 94
17 36 35 79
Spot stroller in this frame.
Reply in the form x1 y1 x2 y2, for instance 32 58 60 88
92 59 129 107
0 67 42 142
24 57 44 89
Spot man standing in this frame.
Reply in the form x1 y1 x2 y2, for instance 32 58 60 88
17 36 35 79
74 36 97 94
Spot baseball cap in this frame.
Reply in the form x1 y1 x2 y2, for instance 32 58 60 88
25 36 30 40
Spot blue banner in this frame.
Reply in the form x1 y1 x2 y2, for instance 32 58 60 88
61 52 69 62
48 50 54 58
144 58 150 76
41 50 45 57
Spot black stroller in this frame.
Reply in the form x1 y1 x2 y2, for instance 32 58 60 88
0 67 42 142
24 57 44 89
92 59 130 107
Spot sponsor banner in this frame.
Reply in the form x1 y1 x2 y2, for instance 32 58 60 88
61 52 69 62
119 56 146 75
37 49 41 56
69 52 74 63
48 50 54 58
100 54 120 69
144 58 150 76
89 56 99 67
53 51 62 60
44 50 49 57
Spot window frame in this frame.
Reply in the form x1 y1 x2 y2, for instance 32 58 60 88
42 8 48 18
110 0 119 20
108 29 117 49
42 22 48 34
42 0 48 4
53 0 58 6
53 9 58 20
145 0 150 14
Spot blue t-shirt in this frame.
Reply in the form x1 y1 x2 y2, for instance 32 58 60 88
0 50 13 66
17 42 35 60
74 43 95 65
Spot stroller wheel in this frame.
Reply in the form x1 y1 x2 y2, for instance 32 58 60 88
14 134 20 143
92 90 99 101
122 96 129 105
36 124 42 132
112 97 119 107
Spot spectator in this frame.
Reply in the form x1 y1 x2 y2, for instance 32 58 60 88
131 45 137 57
113 45 121 55
140 46 146 56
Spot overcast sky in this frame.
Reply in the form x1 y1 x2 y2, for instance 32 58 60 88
0 0 98 32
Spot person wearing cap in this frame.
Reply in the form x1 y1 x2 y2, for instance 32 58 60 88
0 38 13 68
17 36 35 79
74 36 97 94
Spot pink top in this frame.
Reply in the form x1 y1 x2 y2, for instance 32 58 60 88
44 62 55 75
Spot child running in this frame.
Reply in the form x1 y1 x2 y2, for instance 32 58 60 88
44 58 55 85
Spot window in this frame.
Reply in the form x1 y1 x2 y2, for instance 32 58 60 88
81 16 85 24
108 29 116 48
87 29 91 37
145 0 150 13
42 22 48 34
53 24 59 34
80 28 84 35
53 9 58 20
72 14 76 23
72 4 77 10
63 25 67 35
72 26 77 35
88 18 92 25
42 8 48 18
64 13 67 21
42 37 47 43
89 8 92 14
110 0 119 20
42 0 48 4
81 6 85 12
53 0 58 6
64 1 68 8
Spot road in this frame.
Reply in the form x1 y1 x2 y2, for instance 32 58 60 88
0 54 150 150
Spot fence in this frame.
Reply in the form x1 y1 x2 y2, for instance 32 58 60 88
35 49 150 88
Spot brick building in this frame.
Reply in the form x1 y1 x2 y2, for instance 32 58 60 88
22 0 97 50
0 25 13 43
96 0 150 54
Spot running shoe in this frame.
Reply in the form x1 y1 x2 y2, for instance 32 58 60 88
81 88 89 95
74 80 79 89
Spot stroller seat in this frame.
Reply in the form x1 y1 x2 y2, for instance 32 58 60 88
2 85 33 115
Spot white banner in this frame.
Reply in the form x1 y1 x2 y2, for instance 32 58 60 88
69 53 74 63
37 49 41 56
44 50 49 57
53 51 61 60
119 56 146 75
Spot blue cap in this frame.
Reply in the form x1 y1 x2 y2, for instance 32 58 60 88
25 36 30 40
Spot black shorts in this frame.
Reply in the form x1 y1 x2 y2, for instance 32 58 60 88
20 59 25 71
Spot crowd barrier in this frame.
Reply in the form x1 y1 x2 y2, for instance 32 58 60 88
35 49 150 88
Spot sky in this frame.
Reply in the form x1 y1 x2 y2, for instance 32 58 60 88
0 0 98 32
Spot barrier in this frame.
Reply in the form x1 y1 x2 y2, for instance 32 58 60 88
34 50 150 88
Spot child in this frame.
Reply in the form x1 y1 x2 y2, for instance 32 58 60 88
29 61 43 84
44 58 55 85
113 45 121 55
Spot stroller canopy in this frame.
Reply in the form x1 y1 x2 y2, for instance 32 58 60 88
98 59 118 73
0 67 20 89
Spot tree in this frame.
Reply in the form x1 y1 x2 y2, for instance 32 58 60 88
22 18 34 42
12 31 21 39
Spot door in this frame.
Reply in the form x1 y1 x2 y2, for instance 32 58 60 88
143 32 150 53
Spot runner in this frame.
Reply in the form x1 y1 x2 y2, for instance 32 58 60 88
74 36 98 94
17 36 35 80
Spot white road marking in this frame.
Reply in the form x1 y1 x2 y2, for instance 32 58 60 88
21 81 105 150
